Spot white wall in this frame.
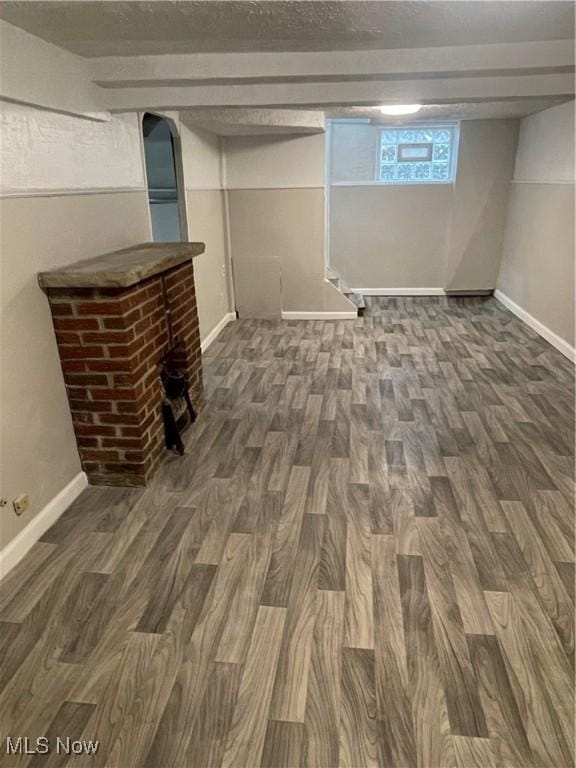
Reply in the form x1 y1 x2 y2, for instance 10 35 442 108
225 133 325 189
497 100 575 354
181 121 224 188
0 19 103 117
0 104 144 194
0 102 151 553
513 101 575 183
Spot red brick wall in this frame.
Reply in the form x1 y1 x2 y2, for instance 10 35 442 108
46 261 203 486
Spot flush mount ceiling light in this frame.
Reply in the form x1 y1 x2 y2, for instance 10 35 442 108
379 104 422 116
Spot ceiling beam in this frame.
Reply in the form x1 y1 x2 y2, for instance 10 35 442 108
103 72 575 112
0 20 107 120
181 108 325 136
91 40 574 87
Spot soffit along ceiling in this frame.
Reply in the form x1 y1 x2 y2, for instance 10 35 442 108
0 0 574 57
178 99 572 137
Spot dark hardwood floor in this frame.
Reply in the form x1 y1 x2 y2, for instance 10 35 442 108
0 296 574 767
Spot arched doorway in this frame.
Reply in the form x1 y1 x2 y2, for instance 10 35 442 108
142 113 187 242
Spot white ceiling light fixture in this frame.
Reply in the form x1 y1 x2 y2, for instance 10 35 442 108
379 104 422 116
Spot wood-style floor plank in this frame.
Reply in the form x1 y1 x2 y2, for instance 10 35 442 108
28 701 96 768
269 513 324 723
186 662 241 768
318 459 349 591
418 518 489 738
466 633 533 768
344 483 374 649
485 590 574 768
220 605 286 768
371 535 416 768
339 648 378 768
261 466 310 607
143 533 250 766
303 589 344 768
501 500 575 667
398 554 456 768
452 735 496 768
261 720 303 768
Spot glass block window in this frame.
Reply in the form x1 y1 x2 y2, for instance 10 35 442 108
378 124 459 184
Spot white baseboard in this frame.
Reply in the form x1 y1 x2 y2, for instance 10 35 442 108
352 288 445 296
201 312 236 352
0 471 88 580
281 311 357 320
494 289 575 363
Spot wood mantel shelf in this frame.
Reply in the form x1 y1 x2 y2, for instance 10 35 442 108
38 241 206 289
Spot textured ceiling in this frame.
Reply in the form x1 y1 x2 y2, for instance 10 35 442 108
181 107 326 135
326 98 572 121
1 1 574 57
176 98 570 134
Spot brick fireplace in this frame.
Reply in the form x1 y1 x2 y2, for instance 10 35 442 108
39 242 205 486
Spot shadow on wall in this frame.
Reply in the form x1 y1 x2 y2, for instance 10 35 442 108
445 179 512 291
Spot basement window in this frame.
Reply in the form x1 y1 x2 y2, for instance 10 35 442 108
378 123 459 184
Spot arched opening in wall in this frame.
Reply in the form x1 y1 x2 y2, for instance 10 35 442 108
142 113 187 242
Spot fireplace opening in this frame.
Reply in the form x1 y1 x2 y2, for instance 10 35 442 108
157 274 197 454
159 345 196 455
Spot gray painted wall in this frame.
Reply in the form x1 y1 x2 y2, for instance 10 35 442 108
445 120 519 291
328 119 519 290
0 190 151 549
330 184 452 288
186 188 233 337
225 133 353 317
497 100 575 347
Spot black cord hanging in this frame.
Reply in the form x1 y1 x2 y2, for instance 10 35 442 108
158 275 196 454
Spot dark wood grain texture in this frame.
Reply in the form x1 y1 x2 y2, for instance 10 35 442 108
0 296 573 767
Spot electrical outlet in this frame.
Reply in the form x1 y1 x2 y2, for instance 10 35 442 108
13 494 30 516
